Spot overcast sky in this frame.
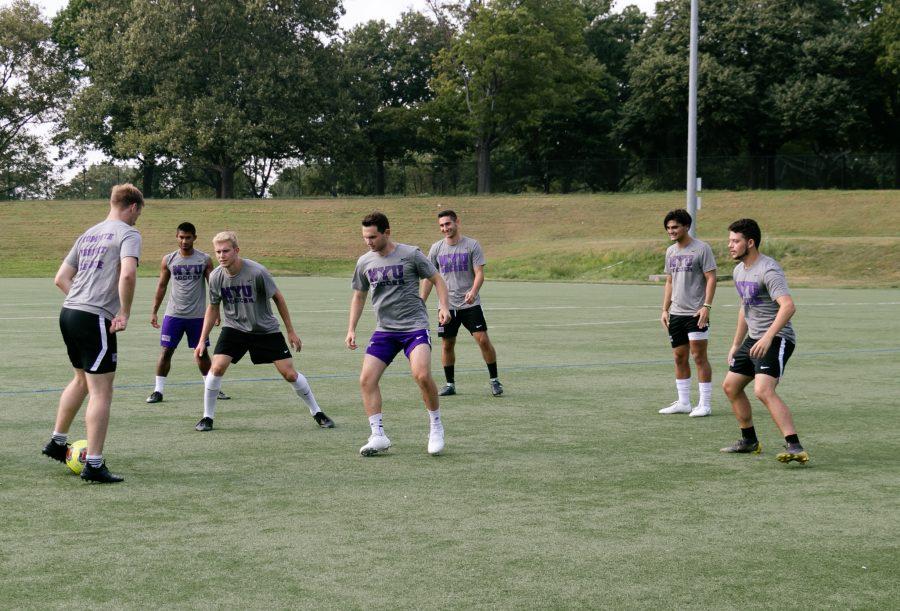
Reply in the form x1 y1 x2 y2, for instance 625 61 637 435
9 0 658 26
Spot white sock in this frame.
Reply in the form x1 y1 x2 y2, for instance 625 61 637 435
154 376 166 394
428 408 442 430
676 378 692 406
290 372 321 415
368 413 383 436
699 382 712 407
51 431 68 445
85 454 102 468
204 373 223 419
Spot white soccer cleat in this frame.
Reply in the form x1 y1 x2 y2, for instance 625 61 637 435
359 433 391 457
658 401 693 414
689 404 711 417
427 428 445 455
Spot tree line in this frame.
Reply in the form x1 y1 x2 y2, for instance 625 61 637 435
1 0 897 199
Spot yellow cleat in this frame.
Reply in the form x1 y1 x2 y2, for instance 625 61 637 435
776 446 809 464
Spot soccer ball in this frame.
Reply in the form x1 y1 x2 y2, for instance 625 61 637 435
66 439 88 474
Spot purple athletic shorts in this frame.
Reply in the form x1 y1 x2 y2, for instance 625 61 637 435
160 315 207 349
365 329 432 365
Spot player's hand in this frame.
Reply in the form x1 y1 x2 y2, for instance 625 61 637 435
213 314 221 327
110 314 128 333
346 331 357 350
660 310 669 329
749 336 772 359
695 307 709 329
464 289 477 305
194 343 207 363
438 307 451 325
727 345 737 367
150 313 159 329
288 332 302 352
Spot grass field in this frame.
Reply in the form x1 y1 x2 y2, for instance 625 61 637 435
1 277 898 608
2 190 899 286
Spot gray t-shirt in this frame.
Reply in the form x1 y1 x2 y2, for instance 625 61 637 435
665 238 717 315
351 243 437 332
63 219 142 320
164 249 211 319
428 236 486 310
732 255 796 343
209 259 280 334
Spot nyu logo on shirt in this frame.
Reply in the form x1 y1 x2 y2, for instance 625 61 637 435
667 254 695 273
438 253 470 273
367 265 404 287
172 264 205 280
221 284 255 304
735 281 763 306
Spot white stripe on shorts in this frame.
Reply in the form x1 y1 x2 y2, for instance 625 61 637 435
777 337 787 379
89 315 108 372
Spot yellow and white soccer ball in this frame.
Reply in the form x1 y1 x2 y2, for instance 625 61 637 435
66 439 88 474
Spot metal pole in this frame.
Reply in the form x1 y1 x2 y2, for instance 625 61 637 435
686 0 699 236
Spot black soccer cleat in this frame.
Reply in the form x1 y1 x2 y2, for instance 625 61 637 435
81 462 124 484
720 438 761 454
42 440 69 463
195 417 214 432
490 380 504 397
146 391 163 404
313 412 335 429
438 384 456 396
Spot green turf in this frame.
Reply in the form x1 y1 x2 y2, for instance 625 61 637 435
0 278 898 608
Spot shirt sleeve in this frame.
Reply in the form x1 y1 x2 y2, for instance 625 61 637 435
428 242 440 270
120 230 142 263
64 241 79 268
471 240 486 267
259 267 278 299
664 250 672 276
764 265 791 300
208 272 221 305
701 243 717 273
351 261 370 291
414 248 438 279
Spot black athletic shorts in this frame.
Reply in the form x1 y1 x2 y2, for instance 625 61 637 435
59 307 117 374
729 335 795 379
214 327 291 364
667 313 710 348
438 305 488 338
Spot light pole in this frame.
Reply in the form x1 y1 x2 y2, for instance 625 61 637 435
686 0 699 236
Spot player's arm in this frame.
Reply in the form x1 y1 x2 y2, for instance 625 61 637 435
346 289 367 350
420 277 434 302
194 303 220 361
54 261 77 295
728 306 748 365
464 264 485 304
748 295 795 359
661 275 673 328
111 256 138 333
150 256 171 329
429 272 452 325
272 289 301 351
695 269 717 328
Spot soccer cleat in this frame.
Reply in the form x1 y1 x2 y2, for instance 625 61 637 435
42 440 68 463
427 428 445 455
720 438 761 454
80 462 124 484
689 404 711 417
776 444 810 464
490 380 504 397
195 417 214 432
659 401 692 414
313 411 335 429
438 384 456 396
146 391 163 404
217 390 230 400
359 433 391 457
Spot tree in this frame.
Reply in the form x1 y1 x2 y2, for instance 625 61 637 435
0 0 71 199
59 0 342 199
430 0 601 193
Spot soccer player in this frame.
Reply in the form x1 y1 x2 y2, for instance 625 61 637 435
192 231 333 432
346 212 451 456
658 209 717 417
720 218 808 464
42 183 144 483
421 209 503 397
147 222 230 403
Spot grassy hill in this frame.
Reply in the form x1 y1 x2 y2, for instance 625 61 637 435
2 190 898 286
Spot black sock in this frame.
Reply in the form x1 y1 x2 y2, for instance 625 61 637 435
487 362 498 379
741 426 757 443
785 434 800 446
444 366 455 385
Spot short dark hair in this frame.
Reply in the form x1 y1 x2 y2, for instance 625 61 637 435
177 222 196 235
728 218 762 248
437 209 457 221
362 211 390 233
664 209 692 229
110 183 144 209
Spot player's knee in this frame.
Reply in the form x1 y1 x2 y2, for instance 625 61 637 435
722 379 739 398
282 370 297 383
412 368 432 386
753 384 776 403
